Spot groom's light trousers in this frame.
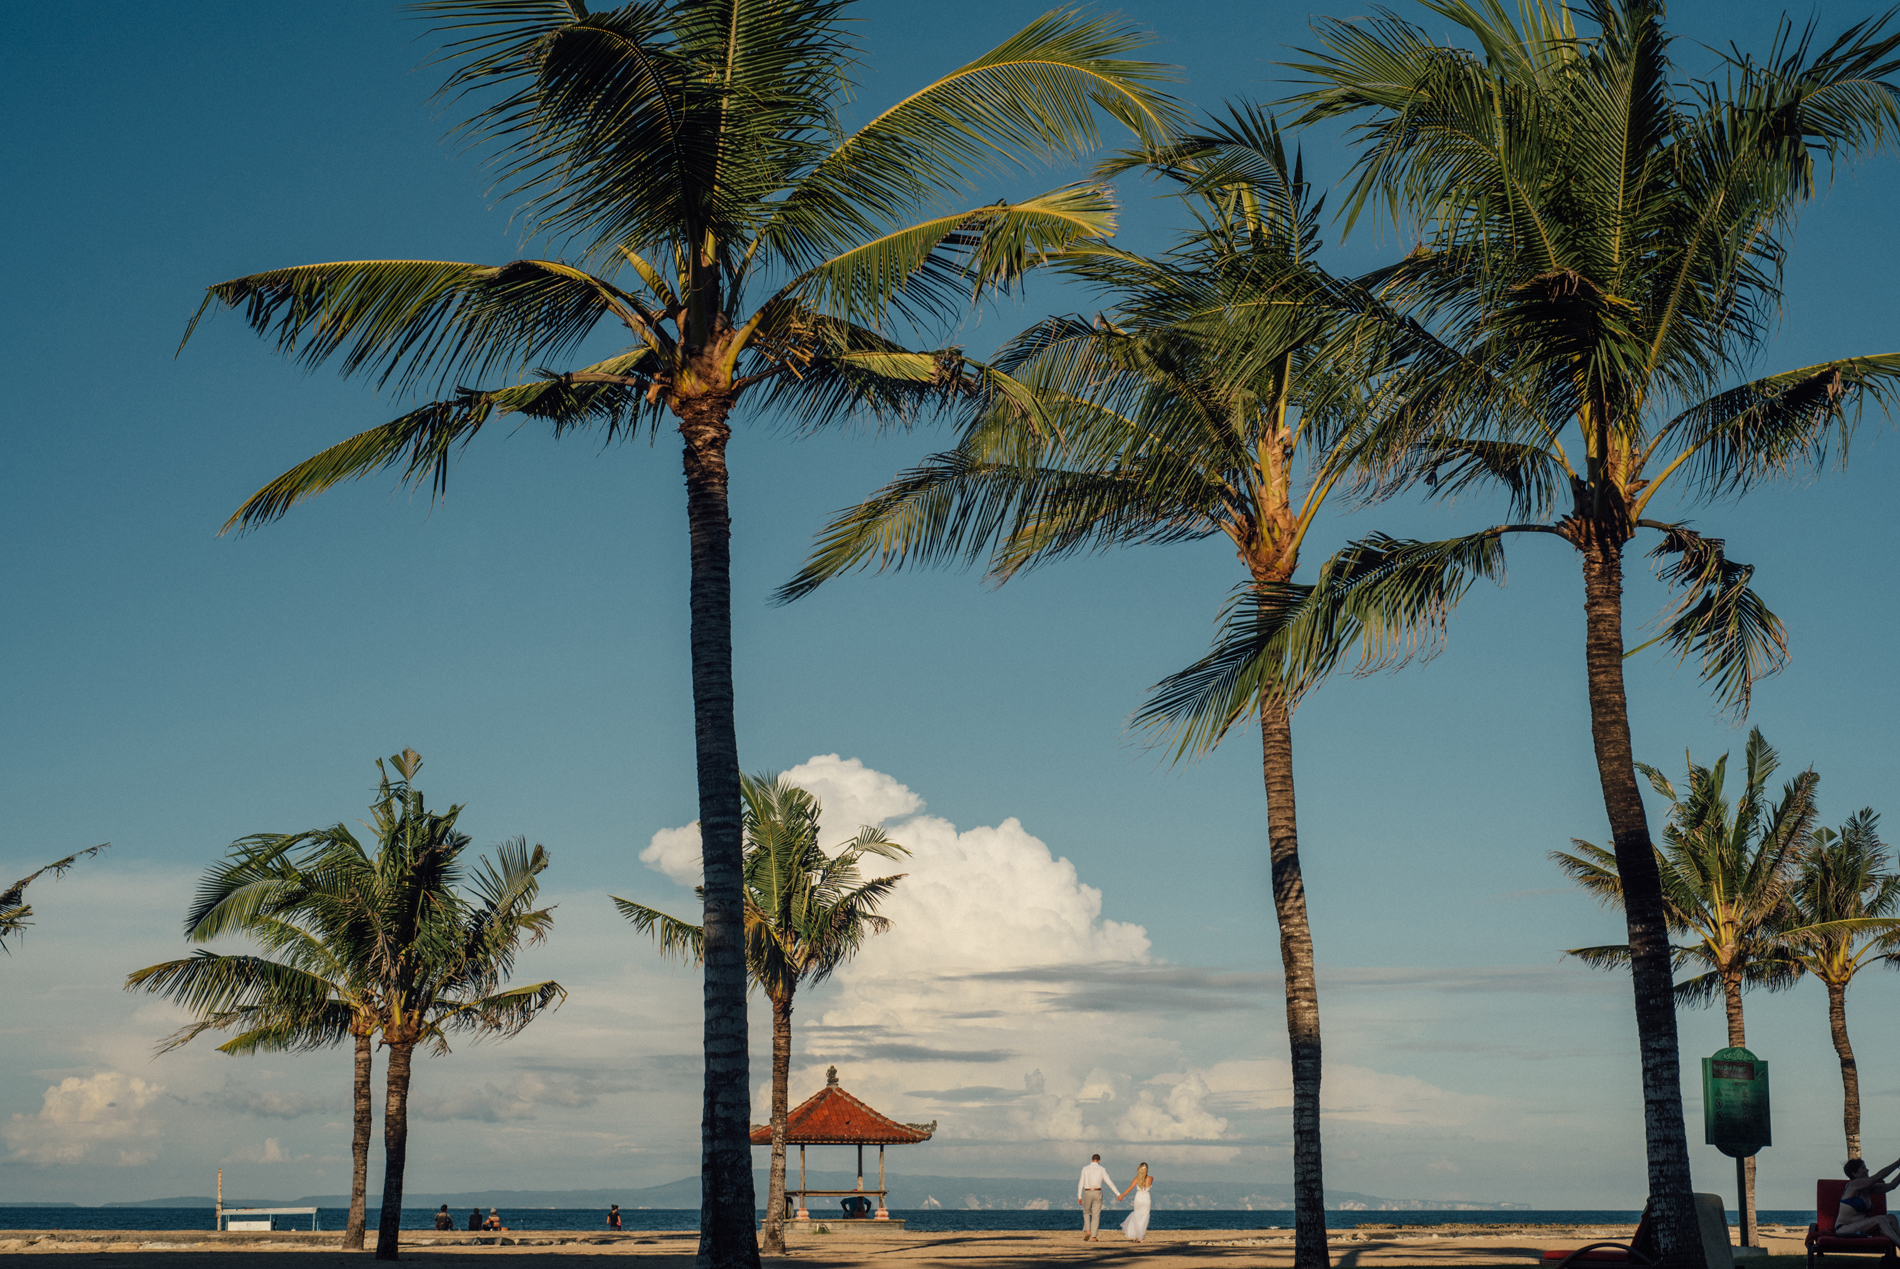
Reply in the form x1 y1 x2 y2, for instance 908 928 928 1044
1081 1191 1102 1237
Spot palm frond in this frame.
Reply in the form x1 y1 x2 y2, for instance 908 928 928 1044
183 258 643 394
222 361 654 534
1636 523 1788 717
787 186 1118 328
611 896 705 962
0 844 108 952
1134 530 1508 760
760 9 1181 268
1653 356 1900 501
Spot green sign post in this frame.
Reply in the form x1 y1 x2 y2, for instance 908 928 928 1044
1704 1046 1770 1250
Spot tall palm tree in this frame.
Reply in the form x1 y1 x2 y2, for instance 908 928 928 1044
1554 729 1818 1245
126 838 389 1249
179 8 1173 1260
1279 6 1900 1259
614 772 906 1255
775 109 1458 1269
1783 810 1900 1158
1 844 108 956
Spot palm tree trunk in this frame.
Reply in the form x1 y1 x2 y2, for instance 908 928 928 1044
763 990 794 1255
1580 542 1704 1269
1260 695 1325 1269
1722 973 1756 1247
345 1028 373 1251
374 1040 415 1261
679 401 760 1269
1830 981 1862 1158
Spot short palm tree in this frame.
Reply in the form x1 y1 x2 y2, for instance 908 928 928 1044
1282 5 1900 1257
306 751 565 1260
179 8 1172 1258
126 839 389 1249
135 750 565 1261
1783 810 1900 1158
776 109 1452 1269
615 772 906 1255
2 844 108 956
1554 729 1818 1245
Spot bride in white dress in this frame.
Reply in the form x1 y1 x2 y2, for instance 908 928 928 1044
1117 1163 1153 1242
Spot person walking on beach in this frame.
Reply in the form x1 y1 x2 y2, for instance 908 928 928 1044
1077 1153 1118 1241
1116 1164 1153 1243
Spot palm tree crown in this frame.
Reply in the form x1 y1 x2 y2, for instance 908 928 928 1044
1554 728 1819 1026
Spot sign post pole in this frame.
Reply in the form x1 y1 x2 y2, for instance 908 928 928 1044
1704 1047 1771 1252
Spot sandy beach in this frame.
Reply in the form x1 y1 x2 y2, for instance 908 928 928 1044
0 1223 1816 1266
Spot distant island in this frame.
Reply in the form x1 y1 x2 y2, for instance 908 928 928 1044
98 1172 1526 1212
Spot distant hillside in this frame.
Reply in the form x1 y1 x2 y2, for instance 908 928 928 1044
105 1197 284 1208
112 1172 1523 1212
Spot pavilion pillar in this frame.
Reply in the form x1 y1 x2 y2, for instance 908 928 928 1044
856 1143 864 1192
796 1145 809 1220
875 1145 889 1219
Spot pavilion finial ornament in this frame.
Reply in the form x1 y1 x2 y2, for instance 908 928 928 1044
826 1065 839 1086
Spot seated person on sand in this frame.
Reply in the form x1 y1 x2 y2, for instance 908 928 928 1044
468 1208 483 1231
434 1206 454 1232
840 1195 873 1220
483 1209 508 1231
1840 1157 1900 1240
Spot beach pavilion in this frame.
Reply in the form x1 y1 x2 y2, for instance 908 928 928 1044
751 1066 935 1221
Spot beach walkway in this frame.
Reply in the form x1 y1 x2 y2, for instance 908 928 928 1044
0 1222 1813 1265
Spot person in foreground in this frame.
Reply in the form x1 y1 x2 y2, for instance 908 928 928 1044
1078 1154 1118 1241
1840 1158 1900 1240
1117 1164 1153 1242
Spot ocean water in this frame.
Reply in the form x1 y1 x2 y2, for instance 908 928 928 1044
0 1207 1814 1233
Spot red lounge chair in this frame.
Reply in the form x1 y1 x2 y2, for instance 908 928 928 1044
1809 1180 1898 1269
1542 1206 1657 1268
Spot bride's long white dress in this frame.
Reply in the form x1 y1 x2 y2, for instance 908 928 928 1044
1121 1186 1152 1241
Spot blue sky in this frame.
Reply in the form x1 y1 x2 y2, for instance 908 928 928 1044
7 0 1900 1211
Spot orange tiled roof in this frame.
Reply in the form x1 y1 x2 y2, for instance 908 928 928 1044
749 1070 936 1146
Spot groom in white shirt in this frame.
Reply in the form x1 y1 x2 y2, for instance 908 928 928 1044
1076 1154 1117 1241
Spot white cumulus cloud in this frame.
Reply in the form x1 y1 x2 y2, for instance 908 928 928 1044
5 1071 165 1165
640 822 704 887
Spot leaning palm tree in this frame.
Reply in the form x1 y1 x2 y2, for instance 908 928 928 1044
1276 6 1900 1259
614 772 906 1254
1782 810 1900 1158
179 7 1173 1259
1554 729 1818 1246
2 844 108 956
126 837 389 1249
776 109 1458 1269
